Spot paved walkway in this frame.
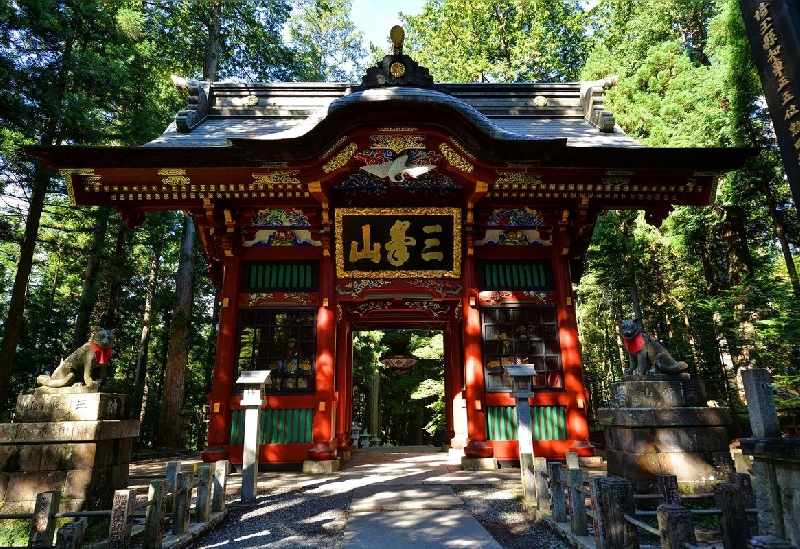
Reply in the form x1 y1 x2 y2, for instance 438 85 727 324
128 446 578 549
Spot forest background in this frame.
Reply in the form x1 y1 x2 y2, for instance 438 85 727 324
0 0 798 451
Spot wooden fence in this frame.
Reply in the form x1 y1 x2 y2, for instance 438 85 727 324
529 453 796 549
0 460 229 549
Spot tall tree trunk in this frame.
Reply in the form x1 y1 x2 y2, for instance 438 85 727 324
101 221 128 331
718 205 755 405
203 1 222 81
763 182 800 298
72 207 111 349
157 217 196 447
134 245 161 421
0 168 50 407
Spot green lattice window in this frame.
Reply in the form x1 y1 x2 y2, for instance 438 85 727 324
243 261 318 292
477 260 553 290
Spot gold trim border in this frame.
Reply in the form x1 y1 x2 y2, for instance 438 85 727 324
335 207 462 279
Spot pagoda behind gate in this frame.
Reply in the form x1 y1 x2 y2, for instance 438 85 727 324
31 32 755 467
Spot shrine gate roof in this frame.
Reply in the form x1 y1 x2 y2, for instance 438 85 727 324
143 79 642 150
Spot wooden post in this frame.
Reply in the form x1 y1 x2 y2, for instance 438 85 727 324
534 457 550 512
565 451 580 470
165 460 180 514
657 504 696 549
729 471 758 537
656 474 680 505
108 489 136 549
589 476 609 549
212 459 229 513
28 491 60 547
548 461 567 522
600 477 638 549
143 479 167 549
55 520 85 549
714 482 750 549
196 465 213 523
568 467 588 536
172 471 192 535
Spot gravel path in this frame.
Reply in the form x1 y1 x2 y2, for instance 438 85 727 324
185 481 570 549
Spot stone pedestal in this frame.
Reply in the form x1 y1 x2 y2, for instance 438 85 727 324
599 375 734 493
0 393 140 513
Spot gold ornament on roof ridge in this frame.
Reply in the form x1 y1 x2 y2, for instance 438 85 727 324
439 143 473 173
157 168 186 176
322 142 358 173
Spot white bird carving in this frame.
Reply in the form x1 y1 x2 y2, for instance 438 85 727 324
359 154 436 182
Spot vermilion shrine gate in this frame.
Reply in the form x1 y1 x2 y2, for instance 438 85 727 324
32 31 753 468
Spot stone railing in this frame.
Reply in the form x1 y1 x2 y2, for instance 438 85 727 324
0 460 229 549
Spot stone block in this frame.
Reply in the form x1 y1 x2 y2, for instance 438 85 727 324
40 444 73 470
605 425 730 454
0 423 17 442
611 379 708 408
460 457 498 471
18 444 43 471
0 445 20 471
64 469 113 501
115 437 134 465
15 393 126 422
7 471 67 499
302 459 340 474
599 406 731 428
0 472 7 502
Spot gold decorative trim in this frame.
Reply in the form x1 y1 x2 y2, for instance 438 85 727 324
260 162 289 168
157 168 186 176
495 171 543 185
377 127 418 132
449 137 475 159
61 169 97 205
245 94 259 106
162 176 191 186
370 135 425 153
322 142 358 173
252 171 301 184
606 170 634 176
321 135 348 159
439 143 474 173
602 177 630 185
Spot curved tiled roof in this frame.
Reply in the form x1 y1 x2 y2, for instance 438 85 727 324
144 79 642 149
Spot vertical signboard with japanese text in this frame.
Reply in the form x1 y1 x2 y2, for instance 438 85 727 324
335 207 462 278
740 0 800 209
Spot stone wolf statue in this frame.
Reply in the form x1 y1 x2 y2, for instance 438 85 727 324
37 327 116 390
616 318 688 376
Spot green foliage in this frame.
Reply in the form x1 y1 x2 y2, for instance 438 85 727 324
288 0 367 82
576 0 800 421
402 0 589 82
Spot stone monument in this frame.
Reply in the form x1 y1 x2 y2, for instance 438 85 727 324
0 329 139 513
0 392 140 513
599 319 734 493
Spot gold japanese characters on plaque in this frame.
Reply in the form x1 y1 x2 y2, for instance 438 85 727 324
335 207 462 278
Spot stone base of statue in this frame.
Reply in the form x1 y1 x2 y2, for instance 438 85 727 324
598 374 734 493
0 392 140 513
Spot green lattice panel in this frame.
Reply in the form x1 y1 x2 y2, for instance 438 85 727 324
229 408 313 445
486 406 567 441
